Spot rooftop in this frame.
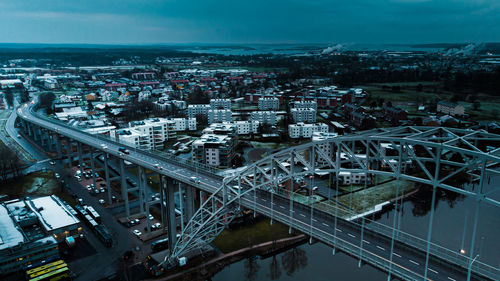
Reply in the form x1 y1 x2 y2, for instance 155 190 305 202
0 204 25 251
26 196 80 233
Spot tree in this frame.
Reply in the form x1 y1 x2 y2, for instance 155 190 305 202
281 247 307 276
39 92 56 114
4 88 14 108
269 255 282 280
20 89 30 103
473 101 481 111
195 114 208 126
244 258 260 281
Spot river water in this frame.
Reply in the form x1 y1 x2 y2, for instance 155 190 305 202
213 171 500 280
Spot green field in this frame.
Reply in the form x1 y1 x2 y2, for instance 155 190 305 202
213 218 294 253
360 82 500 121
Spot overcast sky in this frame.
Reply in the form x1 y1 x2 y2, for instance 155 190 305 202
0 0 498 44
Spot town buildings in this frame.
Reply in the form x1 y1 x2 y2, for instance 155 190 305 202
251 111 277 125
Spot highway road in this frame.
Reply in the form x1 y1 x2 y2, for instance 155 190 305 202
17 105 484 281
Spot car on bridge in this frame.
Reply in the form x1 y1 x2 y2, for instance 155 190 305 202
118 147 130 154
190 176 200 184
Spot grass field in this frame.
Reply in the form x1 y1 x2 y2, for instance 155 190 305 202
360 82 500 121
212 218 294 253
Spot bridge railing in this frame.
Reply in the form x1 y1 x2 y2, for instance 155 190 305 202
274 187 500 280
257 197 424 281
24 108 224 179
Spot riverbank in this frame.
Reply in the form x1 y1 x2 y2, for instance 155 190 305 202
147 234 307 281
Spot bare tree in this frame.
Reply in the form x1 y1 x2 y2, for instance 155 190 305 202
244 258 260 281
281 247 308 276
269 255 282 280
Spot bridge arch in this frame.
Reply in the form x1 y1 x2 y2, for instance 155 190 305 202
168 127 500 280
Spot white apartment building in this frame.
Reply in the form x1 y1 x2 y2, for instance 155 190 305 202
294 100 318 110
171 118 197 131
210 98 231 110
187 104 211 118
258 97 280 110
208 109 232 124
234 120 259 135
337 171 370 185
436 101 465 116
288 123 329 138
110 118 177 150
312 131 338 163
291 108 317 123
251 111 277 125
192 134 235 168
203 121 259 135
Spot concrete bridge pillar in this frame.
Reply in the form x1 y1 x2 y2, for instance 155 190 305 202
66 139 73 167
89 149 97 189
55 134 62 159
119 158 130 218
77 142 84 174
138 166 146 215
165 177 178 254
104 153 112 205
185 185 195 221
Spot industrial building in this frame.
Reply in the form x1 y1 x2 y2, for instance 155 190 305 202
0 195 81 276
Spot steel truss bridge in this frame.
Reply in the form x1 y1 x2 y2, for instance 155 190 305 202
17 104 500 281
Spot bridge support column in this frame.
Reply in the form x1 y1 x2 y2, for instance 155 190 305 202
138 166 146 215
120 158 130 218
104 153 112 205
165 177 178 254
66 139 73 167
467 160 486 281
159 176 166 231
185 185 195 221
90 149 97 189
77 143 84 174
55 134 62 159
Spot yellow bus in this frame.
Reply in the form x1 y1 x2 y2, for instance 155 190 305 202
26 260 65 277
28 266 70 281
28 263 67 279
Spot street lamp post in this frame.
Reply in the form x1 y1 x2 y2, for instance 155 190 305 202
467 254 479 281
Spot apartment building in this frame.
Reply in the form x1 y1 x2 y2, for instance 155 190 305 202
258 97 280 110
288 123 329 138
110 118 177 150
171 118 197 131
291 108 317 123
192 134 235 168
250 111 277 125
436 101 465 116
187 104 211 118
312 132 338 163
294 100 318 110
210 98 231 110
203 121 259 135
208 109 232 124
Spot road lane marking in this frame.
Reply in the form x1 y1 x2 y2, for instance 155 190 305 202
428 268 438 274
393 253 402 258
376 246 385 251
322 223 329 227
347 233 356 238
300 214 306 217
262 199 266 202
335 228 342 232
279 205 285 209
362 240 370 244
447 277 456 281
409 260 419 266
312 218 318 222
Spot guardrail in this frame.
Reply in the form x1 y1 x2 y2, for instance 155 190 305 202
272 187 499 280
21 106 224 180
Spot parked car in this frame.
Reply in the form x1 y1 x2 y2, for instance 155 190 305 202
99 188 106 193
54 173 61 179
77 198 84 205
133 229 142 236
99 199 105 205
